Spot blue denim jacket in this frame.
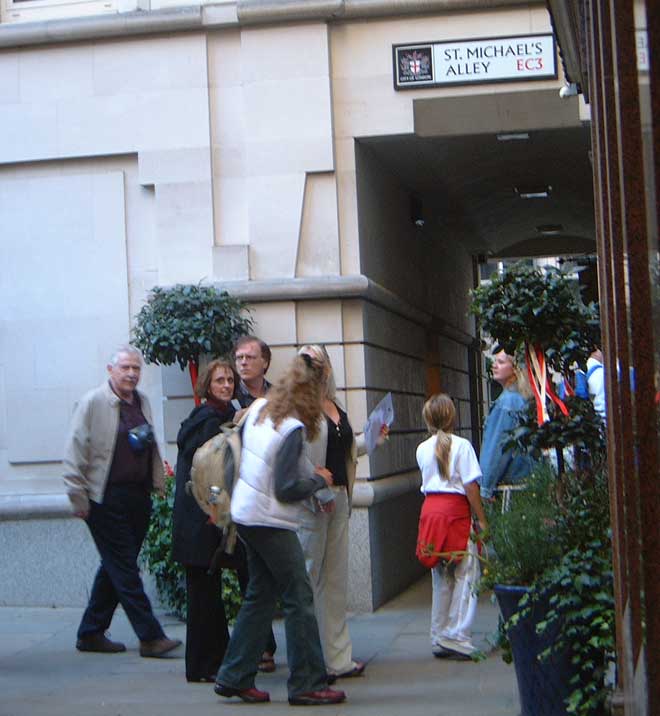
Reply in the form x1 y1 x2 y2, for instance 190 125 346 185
479 387 534 499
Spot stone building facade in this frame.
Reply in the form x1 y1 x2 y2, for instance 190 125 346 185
0 0 586 610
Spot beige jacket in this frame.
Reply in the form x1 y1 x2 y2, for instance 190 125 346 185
62 381 165 514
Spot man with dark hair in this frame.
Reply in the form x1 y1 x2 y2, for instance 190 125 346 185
63 345 181 658
233 335 272 408
232 334 279 672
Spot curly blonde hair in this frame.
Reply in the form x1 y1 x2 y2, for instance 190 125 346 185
258 353 325 441
422 393 457 484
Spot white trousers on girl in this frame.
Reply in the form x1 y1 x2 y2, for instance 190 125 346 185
430 540 480 655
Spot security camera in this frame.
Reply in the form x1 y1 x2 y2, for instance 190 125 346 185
559 83 579 99
410 196 424 228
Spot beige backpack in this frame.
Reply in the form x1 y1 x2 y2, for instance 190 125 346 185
187 408 251 554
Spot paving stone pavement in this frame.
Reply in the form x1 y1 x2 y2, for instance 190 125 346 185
0 575 519 716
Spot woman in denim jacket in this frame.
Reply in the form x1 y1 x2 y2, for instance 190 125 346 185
479 351 534 500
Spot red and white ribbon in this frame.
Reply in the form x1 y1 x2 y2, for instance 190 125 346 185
525 343 569 425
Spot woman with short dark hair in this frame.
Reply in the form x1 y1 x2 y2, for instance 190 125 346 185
172 359 249 682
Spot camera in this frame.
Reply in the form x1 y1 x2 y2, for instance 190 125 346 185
127 423 155 453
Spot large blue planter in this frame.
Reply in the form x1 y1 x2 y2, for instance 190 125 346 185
494 584 573 716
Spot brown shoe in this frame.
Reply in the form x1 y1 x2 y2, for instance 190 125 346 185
289 688 346 706
258 656 276 673
337 660 366 678
139 637 182 658
76 633 126 653
327 660 366 683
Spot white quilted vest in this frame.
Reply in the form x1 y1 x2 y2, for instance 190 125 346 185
231 399 311 530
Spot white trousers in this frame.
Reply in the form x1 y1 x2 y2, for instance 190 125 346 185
297 487 355 674
430 540 480 655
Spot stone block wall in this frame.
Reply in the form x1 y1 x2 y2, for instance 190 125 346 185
0 4 559 609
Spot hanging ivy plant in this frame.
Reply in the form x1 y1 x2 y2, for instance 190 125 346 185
132 284 253 370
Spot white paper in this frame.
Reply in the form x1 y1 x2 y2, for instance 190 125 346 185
363 392 395 455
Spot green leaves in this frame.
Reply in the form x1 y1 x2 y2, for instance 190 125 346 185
140 477 243 623
488 462 614 715
132 284 253 369
469 262 600 374
482 465 562 591
506 396 606 459
513 540 616 716
140 478 186 618
498 487 615 716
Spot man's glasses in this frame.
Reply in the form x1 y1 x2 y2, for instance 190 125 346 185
236 354 260 362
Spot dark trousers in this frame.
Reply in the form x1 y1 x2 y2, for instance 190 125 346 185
217 525 327 698
185 545 276 680
229 540 277 657
77 484 165 643
185 566 229 681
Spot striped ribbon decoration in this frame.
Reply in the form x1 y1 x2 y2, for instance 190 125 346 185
525 343 569 425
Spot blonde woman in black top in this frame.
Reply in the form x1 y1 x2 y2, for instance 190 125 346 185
297 344 387 682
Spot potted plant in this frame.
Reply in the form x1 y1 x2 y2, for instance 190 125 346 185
481 460 614 716
470 262 615 716
132 283 252 404
470 262 600 426
133 283 251 617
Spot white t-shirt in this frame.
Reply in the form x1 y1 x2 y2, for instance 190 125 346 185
416 433 482 496
586 357 606 419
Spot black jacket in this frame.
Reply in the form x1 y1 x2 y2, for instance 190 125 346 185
171 403 235 566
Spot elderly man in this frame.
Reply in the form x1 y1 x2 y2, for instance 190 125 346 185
63 345 181 658
234 335 272 407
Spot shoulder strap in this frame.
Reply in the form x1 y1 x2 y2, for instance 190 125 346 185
586 364 603 380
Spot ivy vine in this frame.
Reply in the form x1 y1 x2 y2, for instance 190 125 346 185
140 477 242 623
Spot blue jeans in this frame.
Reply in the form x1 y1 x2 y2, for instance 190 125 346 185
217 525 327 697
77 484 165 642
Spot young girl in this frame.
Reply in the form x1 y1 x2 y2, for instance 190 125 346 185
415 393 488 659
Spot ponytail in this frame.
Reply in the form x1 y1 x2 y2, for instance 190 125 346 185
422 393 458 484
434 429 452 481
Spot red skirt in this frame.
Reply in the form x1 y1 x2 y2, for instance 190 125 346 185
416 493 471 569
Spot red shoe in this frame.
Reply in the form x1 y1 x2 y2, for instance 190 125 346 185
214 684 270 703
289 688 346 706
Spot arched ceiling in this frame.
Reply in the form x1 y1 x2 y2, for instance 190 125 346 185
359 103 595 260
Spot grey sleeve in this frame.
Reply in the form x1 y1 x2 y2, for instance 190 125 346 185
274 428 327 503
